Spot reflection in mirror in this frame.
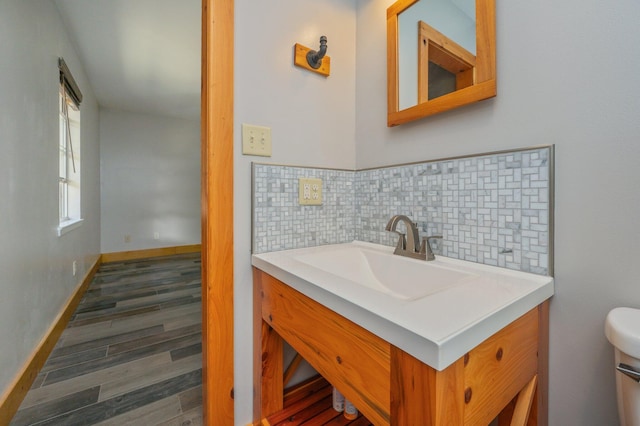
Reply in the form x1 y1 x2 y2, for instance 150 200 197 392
428 62 457 100
419 21 476 100
398 0 475 109
387 0 496 126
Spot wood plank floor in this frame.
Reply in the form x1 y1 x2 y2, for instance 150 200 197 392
10 253 202 426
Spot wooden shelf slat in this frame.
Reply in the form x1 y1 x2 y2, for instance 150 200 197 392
273 395 332 426
266 385 331 424
265 376 372 426
299 407 343 425
284 376 330 407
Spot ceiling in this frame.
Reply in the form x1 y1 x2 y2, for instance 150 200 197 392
54 0 201 120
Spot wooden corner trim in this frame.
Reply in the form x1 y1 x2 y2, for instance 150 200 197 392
0 254 102 425
100 244 202 263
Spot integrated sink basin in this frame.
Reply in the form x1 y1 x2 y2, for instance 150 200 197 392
252 241 554 370
294 244 476 300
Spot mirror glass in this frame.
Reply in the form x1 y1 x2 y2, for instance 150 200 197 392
387 0 496 126
398 0 475 109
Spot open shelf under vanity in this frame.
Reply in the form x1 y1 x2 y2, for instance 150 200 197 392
262 375 373 426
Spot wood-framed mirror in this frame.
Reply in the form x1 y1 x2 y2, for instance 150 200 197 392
387 0 496 126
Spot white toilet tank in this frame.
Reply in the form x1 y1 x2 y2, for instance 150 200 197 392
606 307 640 426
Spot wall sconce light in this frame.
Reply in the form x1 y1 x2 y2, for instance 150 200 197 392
294 36 330 77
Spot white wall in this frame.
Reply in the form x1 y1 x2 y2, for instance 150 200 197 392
234 0 357 422
356 0 640 424
0 0 101 398
99 108 201 253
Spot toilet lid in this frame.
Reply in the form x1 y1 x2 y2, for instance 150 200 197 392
605 307 640 359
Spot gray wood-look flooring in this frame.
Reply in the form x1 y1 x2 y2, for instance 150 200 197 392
10 253 203 426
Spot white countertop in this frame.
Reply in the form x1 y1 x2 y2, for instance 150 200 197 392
252 241 554 371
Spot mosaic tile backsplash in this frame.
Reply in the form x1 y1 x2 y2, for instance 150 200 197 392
253 166 356 252
253 146 552 275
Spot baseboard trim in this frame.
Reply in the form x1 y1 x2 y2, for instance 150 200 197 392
0 255 102 425
101 244 202 263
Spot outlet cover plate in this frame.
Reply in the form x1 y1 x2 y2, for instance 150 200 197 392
299 178 322 205
242 123 272 157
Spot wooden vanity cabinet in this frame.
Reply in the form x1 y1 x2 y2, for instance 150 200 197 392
253 268 549 426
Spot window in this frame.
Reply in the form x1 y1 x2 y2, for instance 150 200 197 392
58 58 83 236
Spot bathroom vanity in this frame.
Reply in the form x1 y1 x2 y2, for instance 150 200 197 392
252 242 553 425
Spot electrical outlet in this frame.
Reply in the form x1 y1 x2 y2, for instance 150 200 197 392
124 235 131 243
299 178 322 205
72 260 77 276
154 232 160 240
242 123 272 157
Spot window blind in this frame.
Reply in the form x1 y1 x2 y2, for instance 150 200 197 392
58 58 82 107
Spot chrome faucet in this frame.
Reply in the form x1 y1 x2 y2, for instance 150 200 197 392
385 215 442 261
385 215 420 254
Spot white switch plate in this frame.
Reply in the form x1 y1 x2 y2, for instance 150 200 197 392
242 123 272 157
299 178 322 205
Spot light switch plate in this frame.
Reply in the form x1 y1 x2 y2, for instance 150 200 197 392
299 178 322 205
242 123 272 157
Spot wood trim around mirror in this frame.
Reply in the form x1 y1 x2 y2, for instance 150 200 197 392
387 0 496 127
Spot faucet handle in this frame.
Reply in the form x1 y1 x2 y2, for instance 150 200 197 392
391 232 407 254
420 235 443 261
